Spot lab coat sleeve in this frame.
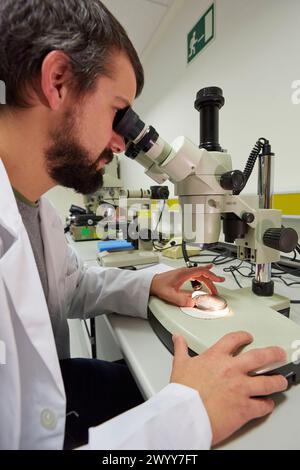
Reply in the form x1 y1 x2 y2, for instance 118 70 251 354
87 383 212 450
65 245 155 320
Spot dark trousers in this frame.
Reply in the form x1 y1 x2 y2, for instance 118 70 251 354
60 358 144 449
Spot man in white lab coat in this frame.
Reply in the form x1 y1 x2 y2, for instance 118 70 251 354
0 0 288 450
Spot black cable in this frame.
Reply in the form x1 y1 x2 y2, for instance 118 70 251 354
271 257 300 303
233 138 268 195
227 268 243 288
152 200 166 250
185 248 300 303
185 247 235 266
223 260 255 288
213 254 237 266
189 255 236 266
222 260 300 305
272 275 300 287
153 243 183 252
272 263 300 277
83 319 92 341
181 242 235 290
181 240 191 266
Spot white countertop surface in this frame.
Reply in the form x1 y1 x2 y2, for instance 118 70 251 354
69 237 300 449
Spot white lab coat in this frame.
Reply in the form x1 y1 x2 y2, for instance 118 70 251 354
0 159 212 450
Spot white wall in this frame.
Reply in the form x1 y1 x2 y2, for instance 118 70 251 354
121 0 300 202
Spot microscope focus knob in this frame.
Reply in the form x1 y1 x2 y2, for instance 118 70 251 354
263 227 298 253
220 170 245 192
241 212 255 224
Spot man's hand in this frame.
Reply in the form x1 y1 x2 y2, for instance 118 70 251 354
171 332 288 446
150 264 225 307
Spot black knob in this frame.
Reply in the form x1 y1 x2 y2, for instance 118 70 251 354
242 212 255 224
150 186 170 200
220 170 245 192
195 87 225 109
69 204 86 215
263 227 298 253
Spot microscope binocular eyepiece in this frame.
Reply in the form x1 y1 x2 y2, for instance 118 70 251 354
113 107 172 184
113 107 159 159
113 107 144 142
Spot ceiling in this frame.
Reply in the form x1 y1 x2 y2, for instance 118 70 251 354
102 0 175 54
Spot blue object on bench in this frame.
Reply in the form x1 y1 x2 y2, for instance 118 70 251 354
97 240 135 252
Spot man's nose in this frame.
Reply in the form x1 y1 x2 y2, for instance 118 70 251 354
109 132 125 153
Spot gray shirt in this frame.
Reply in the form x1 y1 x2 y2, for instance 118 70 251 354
15 191 71 359
15 191 49 301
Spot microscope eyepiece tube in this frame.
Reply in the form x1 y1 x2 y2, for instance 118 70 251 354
194 86 224 152
113 107 171 183
113 107 160 158
113 106 145 142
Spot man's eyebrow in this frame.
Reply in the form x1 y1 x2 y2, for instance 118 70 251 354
115 96 131 107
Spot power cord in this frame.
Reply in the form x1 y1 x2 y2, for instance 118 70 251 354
223 260 255 288
153 241 183 252
222 259 300 304
152 200 167 251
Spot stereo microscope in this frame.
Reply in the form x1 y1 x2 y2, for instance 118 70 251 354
113 87 300 383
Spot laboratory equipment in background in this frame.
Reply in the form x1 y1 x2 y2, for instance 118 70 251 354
98 186 169 268
65 155 123 241
65 204 104 241
113 87 300 383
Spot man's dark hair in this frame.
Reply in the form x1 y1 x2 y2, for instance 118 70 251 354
0 0 144 107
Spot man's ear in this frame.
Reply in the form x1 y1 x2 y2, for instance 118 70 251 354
40 51 73 110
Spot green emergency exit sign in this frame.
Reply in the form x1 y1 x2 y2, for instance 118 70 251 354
187 3 215 64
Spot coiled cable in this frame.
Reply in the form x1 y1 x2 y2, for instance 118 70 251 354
233 137 268 195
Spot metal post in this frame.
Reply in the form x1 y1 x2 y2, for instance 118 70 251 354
254 145 275 292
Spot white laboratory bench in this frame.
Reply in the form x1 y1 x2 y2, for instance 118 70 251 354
68 236 300 450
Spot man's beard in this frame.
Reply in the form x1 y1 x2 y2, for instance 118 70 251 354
45 112 114 195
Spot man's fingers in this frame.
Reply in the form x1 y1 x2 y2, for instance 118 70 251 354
172 335 189 365
169 290 194 307
202 264 214 269
175 266 224 283
238 346 287 373
212 331 254 355
158 288 193 307
173 267 225 292
248 397 275 420
194 271 225 283
195 277 218 295
248 375 288 397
